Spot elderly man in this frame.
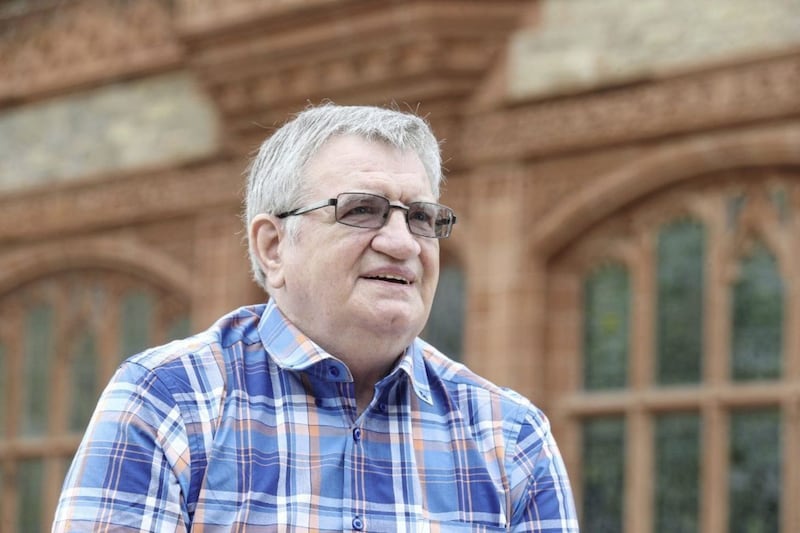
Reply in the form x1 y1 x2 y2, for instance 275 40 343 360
53 104 579 531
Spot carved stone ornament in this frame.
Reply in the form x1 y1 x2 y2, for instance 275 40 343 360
0 0 182 105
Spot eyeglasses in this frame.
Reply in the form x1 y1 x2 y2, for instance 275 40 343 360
276 192 457 239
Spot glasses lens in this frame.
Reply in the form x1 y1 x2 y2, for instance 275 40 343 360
335 193 387 228
434 209 455 238
408 203 454 238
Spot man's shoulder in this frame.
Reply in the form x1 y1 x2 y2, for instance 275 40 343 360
418 340 538 418
122 304 267 389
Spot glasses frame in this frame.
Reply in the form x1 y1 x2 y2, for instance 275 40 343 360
276 192 457 239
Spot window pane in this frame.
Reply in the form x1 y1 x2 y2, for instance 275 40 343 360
657 221 705 384
23 303 54 436
166 314 192 342
0 465 4 526
120 290 154 359
726 194 746 230
70 332 98 432
729 409 781 533
423 265 466 361
769 187 789 224
582 416 625 532
584 265 629 389
17 458 44 532
731 243 783 380
655 413 700 533
0 341 5 438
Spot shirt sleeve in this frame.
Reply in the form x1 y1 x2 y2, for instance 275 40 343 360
52 361 191 532
508 407 580 532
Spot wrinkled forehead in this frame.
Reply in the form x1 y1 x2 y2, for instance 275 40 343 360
302 135 435 200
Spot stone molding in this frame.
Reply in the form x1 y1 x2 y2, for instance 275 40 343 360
0 236 194 297
460 54 800 166
529 123 800 259
208 36 499 115
0 160 241 243
175 0 349 35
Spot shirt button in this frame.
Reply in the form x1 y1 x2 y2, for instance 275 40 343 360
353 427 362 442
378 402 387 413
328 365 340 378
352 516 364 530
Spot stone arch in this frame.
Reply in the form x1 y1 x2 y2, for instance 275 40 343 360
530 125 800 259
0 236 193 298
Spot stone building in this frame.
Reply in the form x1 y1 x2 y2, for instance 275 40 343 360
0 0 798 531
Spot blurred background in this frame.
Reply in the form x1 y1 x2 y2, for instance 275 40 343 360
0 0 798 531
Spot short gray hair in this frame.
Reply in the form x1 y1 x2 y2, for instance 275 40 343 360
245 103 443 289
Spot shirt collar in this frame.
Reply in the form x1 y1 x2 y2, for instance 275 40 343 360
257 300 433 405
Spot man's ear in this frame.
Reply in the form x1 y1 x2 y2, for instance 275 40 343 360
249 214 287 289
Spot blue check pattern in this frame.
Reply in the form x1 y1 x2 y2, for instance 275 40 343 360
54 301 579 532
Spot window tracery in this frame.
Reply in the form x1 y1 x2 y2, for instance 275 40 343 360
550 170 798 532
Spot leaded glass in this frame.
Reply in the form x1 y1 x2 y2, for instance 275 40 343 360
726 194 746 230
70 332 98 432
729 409 781 533
769 187 789 224
423 265 466 361
120 290 153 359
582 416 625 532
18 458 43 532
656 220 705 385
731 243 783 380
22 303 53 436
584 264 629 389
655 412 701 533
0 341 5 438
166 315 192 343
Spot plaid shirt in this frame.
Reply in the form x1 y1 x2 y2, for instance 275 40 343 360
54 301 579 532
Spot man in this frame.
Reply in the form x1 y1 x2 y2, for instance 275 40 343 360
53 104 579 531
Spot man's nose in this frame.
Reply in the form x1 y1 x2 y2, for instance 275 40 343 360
373 208 421 257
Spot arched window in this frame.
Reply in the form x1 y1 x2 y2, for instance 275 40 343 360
0 269 190 531
548 172 797 533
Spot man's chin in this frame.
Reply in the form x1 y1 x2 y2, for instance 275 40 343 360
362 309 422 338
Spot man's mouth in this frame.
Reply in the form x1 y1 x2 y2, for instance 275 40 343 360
364 275 411 285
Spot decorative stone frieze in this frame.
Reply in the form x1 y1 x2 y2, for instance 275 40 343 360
461 55 800 165
0 0 182 105
0 160 241 243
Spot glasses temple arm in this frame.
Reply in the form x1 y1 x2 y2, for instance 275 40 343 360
276 198 337 218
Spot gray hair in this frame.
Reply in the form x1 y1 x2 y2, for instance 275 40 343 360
245 103 443 289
